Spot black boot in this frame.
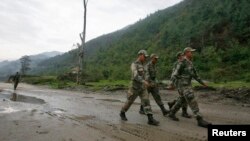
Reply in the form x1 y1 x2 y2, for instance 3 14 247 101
120 111 128 121
139 105 145 114
196 116 211 128
168 100 176 109
168 112 179 121
147 114 159 126
159 105 169 116
182 107 191 118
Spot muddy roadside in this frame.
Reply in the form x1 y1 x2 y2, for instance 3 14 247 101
62 83 250 107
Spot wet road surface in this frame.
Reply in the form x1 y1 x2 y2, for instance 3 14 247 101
1 83 250 141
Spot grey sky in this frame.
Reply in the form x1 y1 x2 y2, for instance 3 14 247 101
0 0 182 61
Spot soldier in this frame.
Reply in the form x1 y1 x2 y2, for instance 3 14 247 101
120 50 159 126
139 54 169 116
167 52 191 118
13 72 20 90
168 47 211 128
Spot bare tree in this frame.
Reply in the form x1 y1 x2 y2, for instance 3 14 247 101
77 0 89 84
20 55 31 75
77 43 83 84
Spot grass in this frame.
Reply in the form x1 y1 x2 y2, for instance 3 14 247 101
22 75 73 89
22 75 250 90
86 80 130 91
22 76 57 85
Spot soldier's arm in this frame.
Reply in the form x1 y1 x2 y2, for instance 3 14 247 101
144 64 150 82
169 62 177 84
193 68 206 86
131 63 144 83
172 61 183 80
168 75 175 89
145 63 152 81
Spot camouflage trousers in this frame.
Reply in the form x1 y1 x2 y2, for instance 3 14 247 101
147 86 164 107
121 87 152 115
169 86 202 118
177 89 188 110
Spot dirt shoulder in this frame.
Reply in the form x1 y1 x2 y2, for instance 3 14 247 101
1 83 250 141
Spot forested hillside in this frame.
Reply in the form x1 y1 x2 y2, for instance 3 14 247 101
35 0 250 82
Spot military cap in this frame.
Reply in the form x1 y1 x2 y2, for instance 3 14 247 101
183 47 196 53
176 51 183 58
138 49 149 57
150 53 159 59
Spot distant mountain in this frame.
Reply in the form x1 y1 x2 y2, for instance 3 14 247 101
29 51 63 60
31 0 250 82
0 51 62 81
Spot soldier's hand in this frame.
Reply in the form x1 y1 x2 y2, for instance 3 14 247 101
150 82 156 87
143 80 150 87
166 84 175 90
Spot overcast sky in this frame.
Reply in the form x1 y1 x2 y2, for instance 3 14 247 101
0 0 182 61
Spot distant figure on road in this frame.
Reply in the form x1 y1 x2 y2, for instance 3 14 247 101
120 50 159 126
13 72 20 90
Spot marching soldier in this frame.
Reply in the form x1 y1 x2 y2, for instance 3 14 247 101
120 50 159 126
168 52 191 118
168 47 211 128
139 54 169 116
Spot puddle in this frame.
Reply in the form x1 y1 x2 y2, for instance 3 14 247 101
9 93 46 104
53 108 66 114
54 110 64 114
96 99 121 103
0 107 19 113
44 108 66 117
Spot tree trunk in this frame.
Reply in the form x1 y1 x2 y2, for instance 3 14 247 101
77 0 88 84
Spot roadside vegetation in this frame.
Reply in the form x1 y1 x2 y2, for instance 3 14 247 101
22 75 250 91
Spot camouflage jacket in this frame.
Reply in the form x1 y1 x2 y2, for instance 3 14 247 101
170 61 179 87
146 61 159 87
172 57 205 87
130 60 149 90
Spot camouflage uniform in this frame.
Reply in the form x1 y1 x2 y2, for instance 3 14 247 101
169 57 205 118
169 60 188 114
121 60 152 114
147 61 163 105
120 50 159 126
170 61 180 87
168 47 211 128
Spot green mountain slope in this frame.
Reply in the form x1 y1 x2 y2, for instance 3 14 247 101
36 0 250 82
